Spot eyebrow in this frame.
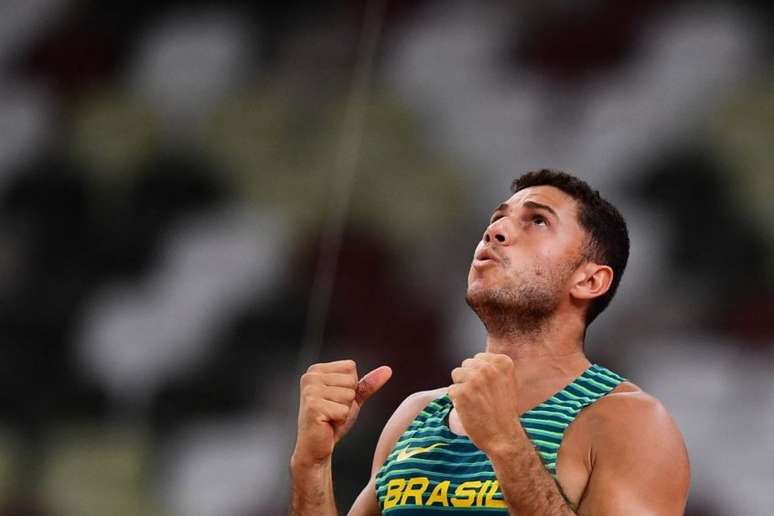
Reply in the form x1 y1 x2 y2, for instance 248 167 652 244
523 200 559 219
490 201 559 220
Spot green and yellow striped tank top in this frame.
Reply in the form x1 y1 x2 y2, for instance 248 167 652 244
374 364 624 514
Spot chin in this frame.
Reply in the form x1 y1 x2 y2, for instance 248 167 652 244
464 283 487 303
465 284 506 308
466 272 495 293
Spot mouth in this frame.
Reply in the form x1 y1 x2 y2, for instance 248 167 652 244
473 248 500 267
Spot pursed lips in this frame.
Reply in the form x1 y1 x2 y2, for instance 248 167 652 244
473 248 501 267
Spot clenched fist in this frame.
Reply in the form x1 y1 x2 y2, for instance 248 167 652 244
448 352 521 455
292 360 392 467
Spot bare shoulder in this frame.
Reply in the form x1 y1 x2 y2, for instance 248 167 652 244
399 387 449 416
582 381 685 451
574 381 691 515
564 380 687 468
386 386 449 430
369 387 448 475
586 381 681 435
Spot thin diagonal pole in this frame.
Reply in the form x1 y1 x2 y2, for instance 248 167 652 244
297 0 387 373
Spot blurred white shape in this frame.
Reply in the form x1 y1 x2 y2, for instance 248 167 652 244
622 334 774 516
160 416 287 516
128 7 253 137
77 206 290 407
581 5 758 182
707 346 774 516
388 2 757 203
0 82 52 189
0 0 68 65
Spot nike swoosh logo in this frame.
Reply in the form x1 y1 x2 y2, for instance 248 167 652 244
396 443 447 461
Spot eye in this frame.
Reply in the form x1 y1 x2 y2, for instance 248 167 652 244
532 215 548 226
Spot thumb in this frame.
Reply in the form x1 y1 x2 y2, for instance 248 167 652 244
355 365 392 405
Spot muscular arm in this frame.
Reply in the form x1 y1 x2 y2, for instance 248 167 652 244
576 391 690 515
487 431 576 514
450 354 689 516
486 390 690 515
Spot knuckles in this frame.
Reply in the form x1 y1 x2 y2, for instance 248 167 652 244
462 354 512 373
301 383 356 404
471 352 512 370
340 388 356 402
306 359 357 374
300 369 358 390
481 362 499 377
447 384 460 400
306 397 349 422
492 354 512 369
452 355 514 392
301 383 321 402
452 361 501 385
300 371 320 387
317 401 346 420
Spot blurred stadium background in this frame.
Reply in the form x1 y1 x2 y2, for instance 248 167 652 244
0 0 773 514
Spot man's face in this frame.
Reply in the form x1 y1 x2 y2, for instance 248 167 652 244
465 185 588 331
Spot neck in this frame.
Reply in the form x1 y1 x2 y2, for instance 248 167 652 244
483 313 591 405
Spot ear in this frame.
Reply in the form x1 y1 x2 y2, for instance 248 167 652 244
569 262 614 302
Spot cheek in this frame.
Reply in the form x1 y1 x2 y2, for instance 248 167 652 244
533 244 570 272
467 264 482 287
525 253 559 281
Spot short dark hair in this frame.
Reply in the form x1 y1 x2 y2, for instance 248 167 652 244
511 169 630 326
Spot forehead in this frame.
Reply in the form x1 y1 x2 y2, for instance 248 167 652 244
502 185 580 219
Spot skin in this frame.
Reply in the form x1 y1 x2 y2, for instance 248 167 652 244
291 185 690 515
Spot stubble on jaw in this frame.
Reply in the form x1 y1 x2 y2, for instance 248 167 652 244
465 261 576 338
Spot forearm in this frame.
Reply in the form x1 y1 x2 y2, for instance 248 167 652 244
487 433 576 515
290 455 339 516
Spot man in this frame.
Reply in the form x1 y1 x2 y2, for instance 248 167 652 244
290 169 690 515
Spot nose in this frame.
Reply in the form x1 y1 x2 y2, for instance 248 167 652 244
483 220 509 245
